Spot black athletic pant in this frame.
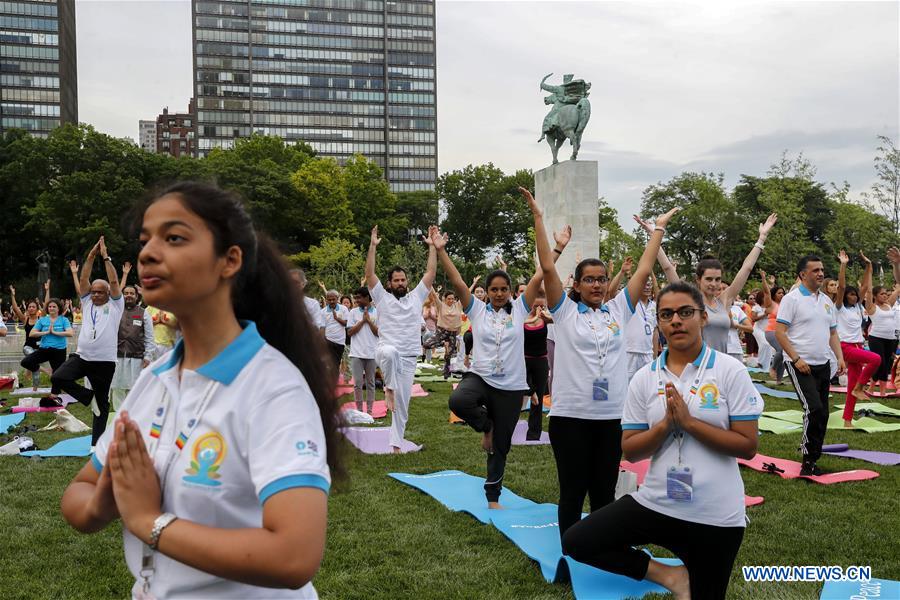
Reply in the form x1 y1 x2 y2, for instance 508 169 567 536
20 347 67 394
448 373 524 502
784 360 831 463
327 341 344 372
525 356 549 438
463 330 473 357
50 355 116 445
562 495 744 600
867 336 897 382
549 415 622 537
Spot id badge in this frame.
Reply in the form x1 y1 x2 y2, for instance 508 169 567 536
644 323 653 336
666 465 693 502
491 360 505 377
592 377 609 401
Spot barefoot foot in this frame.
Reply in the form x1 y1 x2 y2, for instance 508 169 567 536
384 388 395 411
844 420 854 428
850 386 867 401
392 446 402 454
488 501 503 510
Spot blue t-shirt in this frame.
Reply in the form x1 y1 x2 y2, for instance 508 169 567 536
34 315 71 349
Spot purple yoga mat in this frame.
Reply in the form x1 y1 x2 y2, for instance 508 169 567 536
511 420 549 446
822 444 900 466
341 426 422 455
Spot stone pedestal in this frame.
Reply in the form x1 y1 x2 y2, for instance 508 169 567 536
534 160 599 282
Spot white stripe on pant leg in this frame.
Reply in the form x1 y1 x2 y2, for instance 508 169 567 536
785 362 810 456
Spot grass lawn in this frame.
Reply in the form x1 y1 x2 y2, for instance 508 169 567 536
0 372 897 600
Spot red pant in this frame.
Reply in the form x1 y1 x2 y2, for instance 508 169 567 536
840 342 881 421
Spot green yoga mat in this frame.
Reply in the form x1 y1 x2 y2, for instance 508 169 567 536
764 409 900 433
414 375 460 383
826 411 900 433
834 402 900 418
758 416 803 434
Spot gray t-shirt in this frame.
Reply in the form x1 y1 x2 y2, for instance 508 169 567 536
702 297 732 353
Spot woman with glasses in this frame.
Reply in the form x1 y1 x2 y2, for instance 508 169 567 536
528 186 680 538
562 281 761 600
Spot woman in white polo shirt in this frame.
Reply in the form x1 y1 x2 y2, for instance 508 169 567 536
431 220 568 508
528 186 680 537
562 281 761 600
863 283 900 398
62 182 343 599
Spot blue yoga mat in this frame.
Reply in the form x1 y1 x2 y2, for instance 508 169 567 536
820 578 900 600
754 382 798 400
392 470 682 600
747 366 768 373
389 470 533 524
20 435 91 458
1 413 26 434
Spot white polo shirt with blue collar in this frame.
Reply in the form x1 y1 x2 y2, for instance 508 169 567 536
464 295 529 392
622 345 763 527
91 322 330 599
776 284 838 366
549 290 635 420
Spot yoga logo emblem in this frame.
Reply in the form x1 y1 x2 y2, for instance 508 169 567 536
183 431 227 487
698 383 720 410
607 321 621 336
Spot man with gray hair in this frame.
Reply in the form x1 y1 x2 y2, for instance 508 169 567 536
321 288 350 372
51 236 124 447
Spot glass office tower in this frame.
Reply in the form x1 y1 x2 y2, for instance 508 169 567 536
0 0 77 137
193 0 437 192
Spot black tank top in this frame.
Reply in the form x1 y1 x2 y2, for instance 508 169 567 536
23 319 39 349
523 321 548 358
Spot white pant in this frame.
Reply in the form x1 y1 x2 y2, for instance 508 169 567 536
752 329 772 370
375 344 417 448
626 352 654 382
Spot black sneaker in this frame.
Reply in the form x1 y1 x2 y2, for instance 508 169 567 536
799 462 823 477
39 396 63 408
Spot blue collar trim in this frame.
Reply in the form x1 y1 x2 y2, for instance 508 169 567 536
151 321 265 385
651 343 710 371
799 284 812 296
577 301 610 314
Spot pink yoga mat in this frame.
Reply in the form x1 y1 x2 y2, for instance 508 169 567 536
511 420 549 445
341 400 388 419
341 426 422 454
738 453 879 484
11 406 63 413
621 459 764 506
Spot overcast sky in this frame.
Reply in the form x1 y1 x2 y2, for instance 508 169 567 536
76 0 899 230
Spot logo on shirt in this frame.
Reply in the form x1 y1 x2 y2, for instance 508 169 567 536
824 304 832 315
698 383 720 410
607 321 621 336
183 431 227 487
296 440 320 457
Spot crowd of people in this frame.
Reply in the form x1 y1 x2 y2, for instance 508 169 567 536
0 180 895 599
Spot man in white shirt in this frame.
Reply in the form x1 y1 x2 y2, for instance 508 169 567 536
321 289 350 372
365 225 437 452
775 254 846 476
289 268 325 333
51 237 125 446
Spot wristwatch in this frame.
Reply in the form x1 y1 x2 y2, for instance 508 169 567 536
149 512 178 550
103 256 113 262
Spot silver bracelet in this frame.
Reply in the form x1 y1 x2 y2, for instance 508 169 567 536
149 513 178 550
653 225 666 233
754 241 765 250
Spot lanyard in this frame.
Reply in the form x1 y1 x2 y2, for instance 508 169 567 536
90 305 99 340
638 300 653 336
488 306 511 370
655 346 710 465
583 307 613 374
139 378 219 597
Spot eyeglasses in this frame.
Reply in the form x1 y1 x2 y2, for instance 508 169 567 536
580 276 609 285
657 307 702 321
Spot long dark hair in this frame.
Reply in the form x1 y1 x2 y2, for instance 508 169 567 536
568 258 605 303
695 256 723 280
139 182 345 482
657 281 706 312
842 285 859 308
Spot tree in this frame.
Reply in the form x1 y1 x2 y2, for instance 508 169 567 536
598 197 641 260
289 157 357 247
437 164 534 266
639 172 748 274
289 237 365 294
395 189 439 243
342 154 399 250
862 135 900 234
824 184 899 283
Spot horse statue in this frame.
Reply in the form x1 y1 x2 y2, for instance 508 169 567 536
537 73 592 164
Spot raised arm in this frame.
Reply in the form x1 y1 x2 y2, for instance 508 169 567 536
760 271 773 310
99 237 120 298
607 256 632 300
520 187 562 310
420 226 438 290
365 226 381 289
69 260 81 298
625 208 682 305
859 252 873 301
121 262 132 289
468 275 480 293
888 247 900 286
723 214 778 304
524 224 573 308
633 214 680 283
836 251 848 307
431 229 470 309
8 286 24 321
79 241 100 297
42 280 50 311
